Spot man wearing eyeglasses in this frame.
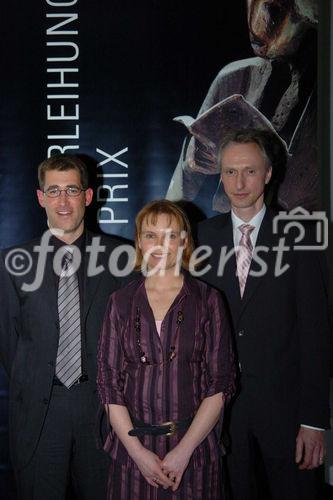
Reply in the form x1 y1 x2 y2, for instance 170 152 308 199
0 155 126 499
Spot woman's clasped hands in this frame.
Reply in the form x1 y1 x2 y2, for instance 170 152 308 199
133 443 192 491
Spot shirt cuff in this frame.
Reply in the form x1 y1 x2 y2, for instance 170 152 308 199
301 424 325 431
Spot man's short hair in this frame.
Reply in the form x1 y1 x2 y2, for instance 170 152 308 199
218 128 287 181
38 154 89 190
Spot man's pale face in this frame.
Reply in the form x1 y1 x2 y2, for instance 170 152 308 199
37 169 93 243
220 142 272 221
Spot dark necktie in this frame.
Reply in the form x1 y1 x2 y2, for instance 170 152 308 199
271 67 300 132
236 224 254 298
55 249 82 388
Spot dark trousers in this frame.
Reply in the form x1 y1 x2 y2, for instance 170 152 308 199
226 389 321 500
16 382 109 500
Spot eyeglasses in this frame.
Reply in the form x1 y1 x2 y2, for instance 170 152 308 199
43 186 86 198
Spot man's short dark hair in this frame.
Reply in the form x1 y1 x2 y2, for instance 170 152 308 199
38 154 89 190
218 128 287 182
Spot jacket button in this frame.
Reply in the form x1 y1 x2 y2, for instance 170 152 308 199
238 330 245 337
43 398 48 404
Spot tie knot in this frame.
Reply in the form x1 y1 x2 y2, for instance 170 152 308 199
65 249 73 260
63 248 74 267
239 224 254 236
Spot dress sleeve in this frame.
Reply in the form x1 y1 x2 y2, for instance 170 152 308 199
97 294 126 405
204 288 236 403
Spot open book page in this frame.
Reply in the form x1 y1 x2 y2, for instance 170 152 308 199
174 94 288 175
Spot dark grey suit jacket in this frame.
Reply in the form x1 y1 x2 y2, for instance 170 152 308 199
0 230 125 469
197 210 330 443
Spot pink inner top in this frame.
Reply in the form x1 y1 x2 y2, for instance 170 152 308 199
155 320 162 336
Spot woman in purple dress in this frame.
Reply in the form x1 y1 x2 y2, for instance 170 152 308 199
97 200 236 499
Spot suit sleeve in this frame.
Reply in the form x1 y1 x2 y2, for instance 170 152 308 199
0 252 20 377
204 288 236 403
97 294 126 406
296 249 331 428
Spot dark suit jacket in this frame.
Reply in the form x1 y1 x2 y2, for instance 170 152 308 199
197 210 330 442
0 230 124 470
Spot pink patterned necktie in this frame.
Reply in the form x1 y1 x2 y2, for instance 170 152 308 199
236 224 255 298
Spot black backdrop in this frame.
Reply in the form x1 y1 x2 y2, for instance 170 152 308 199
0 0 250 247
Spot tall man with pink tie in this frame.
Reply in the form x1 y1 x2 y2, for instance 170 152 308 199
197 129 330 500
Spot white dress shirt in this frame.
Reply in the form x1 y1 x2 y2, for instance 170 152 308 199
231 205 266 250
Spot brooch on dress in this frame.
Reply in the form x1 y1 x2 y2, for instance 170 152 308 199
135 307 148 364
135 307 182 364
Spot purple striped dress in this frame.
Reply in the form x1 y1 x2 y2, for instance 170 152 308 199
97 273 236 499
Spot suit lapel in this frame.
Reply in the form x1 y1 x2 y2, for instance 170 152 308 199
213 214 242 320
38 245 58 319
82 231 105 320
221 218 239 301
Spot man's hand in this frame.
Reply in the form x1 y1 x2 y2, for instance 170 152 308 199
295 427 326 470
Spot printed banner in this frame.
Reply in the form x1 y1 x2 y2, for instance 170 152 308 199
0 0 253 246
